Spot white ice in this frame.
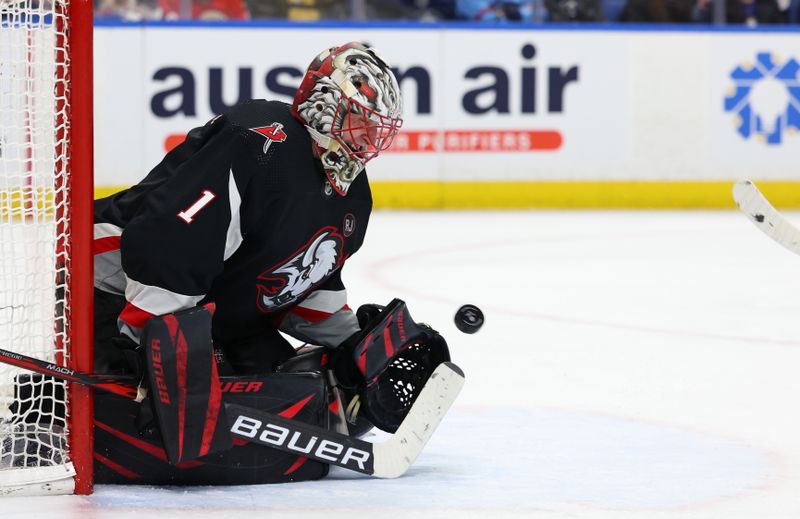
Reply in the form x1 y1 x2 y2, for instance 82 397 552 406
6 210 800 519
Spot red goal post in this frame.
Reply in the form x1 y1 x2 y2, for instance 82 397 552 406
67 0 94 496
0 0 94 495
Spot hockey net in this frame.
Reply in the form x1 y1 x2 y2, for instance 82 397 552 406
0 0 93 495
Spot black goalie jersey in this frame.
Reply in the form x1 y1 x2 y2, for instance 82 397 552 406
93 100 371 358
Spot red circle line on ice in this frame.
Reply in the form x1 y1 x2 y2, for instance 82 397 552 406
366 231 800 348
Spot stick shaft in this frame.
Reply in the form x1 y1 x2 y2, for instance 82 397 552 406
0 347 139 399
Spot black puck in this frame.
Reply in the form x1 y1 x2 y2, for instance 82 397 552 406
455 304 484 334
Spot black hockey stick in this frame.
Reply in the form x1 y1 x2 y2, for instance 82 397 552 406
0 347 141 400
733 179 800 256
0 347 464 478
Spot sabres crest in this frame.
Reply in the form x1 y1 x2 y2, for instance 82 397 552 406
249 123 287 154
256 227 344 311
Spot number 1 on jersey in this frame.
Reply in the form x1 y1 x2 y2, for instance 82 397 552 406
178 190 216 224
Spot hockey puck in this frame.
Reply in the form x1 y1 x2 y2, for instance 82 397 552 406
454 304 484 334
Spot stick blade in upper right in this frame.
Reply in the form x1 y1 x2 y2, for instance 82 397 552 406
732 179 800 256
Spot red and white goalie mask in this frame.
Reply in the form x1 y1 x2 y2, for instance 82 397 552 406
292 42 403 196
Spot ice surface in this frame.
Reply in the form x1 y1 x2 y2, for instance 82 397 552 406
5 210 800 519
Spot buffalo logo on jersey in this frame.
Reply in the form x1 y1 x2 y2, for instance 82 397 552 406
249 123 287 154
256 226 344 311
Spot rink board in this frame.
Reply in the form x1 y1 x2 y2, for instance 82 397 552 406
91 23 800 208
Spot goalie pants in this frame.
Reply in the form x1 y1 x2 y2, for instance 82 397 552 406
93 288 296 376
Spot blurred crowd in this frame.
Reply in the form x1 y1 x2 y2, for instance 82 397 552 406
94 0 797 24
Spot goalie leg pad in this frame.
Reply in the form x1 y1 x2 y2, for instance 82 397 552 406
94 370 332 485
142 304 232 465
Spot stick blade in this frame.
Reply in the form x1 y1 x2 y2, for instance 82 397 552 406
733 179 800 256
372 361 465 478
224 362 465 479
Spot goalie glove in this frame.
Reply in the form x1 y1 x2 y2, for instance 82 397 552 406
331 299 451 433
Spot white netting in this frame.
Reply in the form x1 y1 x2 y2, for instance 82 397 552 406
0 0 74 485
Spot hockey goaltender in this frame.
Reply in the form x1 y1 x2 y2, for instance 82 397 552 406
12 42 459 485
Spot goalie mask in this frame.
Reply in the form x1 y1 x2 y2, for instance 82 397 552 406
292 42 403 196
